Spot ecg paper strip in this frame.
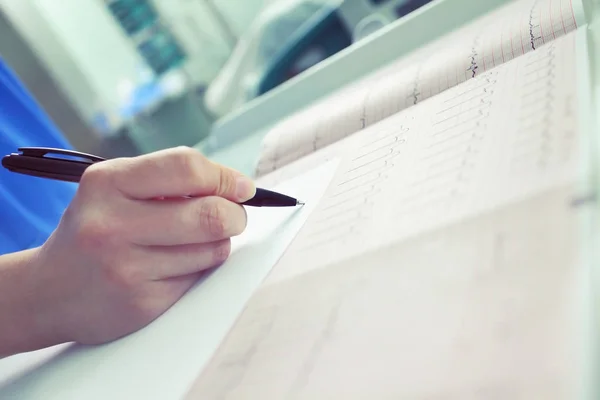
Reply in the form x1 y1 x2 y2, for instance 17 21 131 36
255 0 584 177
186 185 584 399
256 138 350 189
263 30 580 285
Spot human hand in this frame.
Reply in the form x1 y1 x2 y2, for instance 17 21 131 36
29 146 255 346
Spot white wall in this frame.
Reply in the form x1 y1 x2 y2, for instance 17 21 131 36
0 0 275 121
0 0 98 122
0 0 144 128
33 0 143 109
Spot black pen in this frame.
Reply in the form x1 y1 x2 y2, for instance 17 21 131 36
1 147 304 207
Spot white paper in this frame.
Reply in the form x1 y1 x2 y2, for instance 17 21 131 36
186 185 587 400
255 0 585 176
184 28 594 400
266 29 582 284
0 159 340 400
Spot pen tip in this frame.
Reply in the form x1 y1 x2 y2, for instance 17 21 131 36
297 200 305 206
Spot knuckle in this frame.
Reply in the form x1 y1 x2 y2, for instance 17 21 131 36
171 146 202 177
78 161 125 199
172 145 195 155
80 162 113 191
199 198 227 238
213 239 231 265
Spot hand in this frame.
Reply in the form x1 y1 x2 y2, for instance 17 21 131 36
29 146 256 346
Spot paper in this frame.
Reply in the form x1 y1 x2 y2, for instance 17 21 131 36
0 159 340 400
255 0 586 176
184 28 594 400
186 186 587 399
265 29 583 284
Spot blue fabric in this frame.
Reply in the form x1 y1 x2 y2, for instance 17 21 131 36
0 57 77 254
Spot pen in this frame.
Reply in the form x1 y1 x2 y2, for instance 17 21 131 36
1 147 304 207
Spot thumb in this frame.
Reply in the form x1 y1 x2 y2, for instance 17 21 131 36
215 164 256 202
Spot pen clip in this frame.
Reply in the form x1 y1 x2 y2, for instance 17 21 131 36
17 147 106 163
2 147 106 183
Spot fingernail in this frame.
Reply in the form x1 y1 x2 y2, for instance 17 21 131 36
236 176 256 201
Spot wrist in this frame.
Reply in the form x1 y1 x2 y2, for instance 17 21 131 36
0 248 68 358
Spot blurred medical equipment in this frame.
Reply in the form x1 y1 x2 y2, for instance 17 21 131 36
205 0 435 118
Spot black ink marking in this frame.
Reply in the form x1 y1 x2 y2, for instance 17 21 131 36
409 63 425 105
528 0 540 50
467 35 481 78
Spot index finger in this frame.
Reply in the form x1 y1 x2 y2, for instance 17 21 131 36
110 147 256 202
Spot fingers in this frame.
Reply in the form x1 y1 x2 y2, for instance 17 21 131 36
141 239 231 280
124 196 248 246
105 147 256 202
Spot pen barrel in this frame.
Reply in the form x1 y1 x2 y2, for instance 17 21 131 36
2 150 301 207
2 154 90 182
